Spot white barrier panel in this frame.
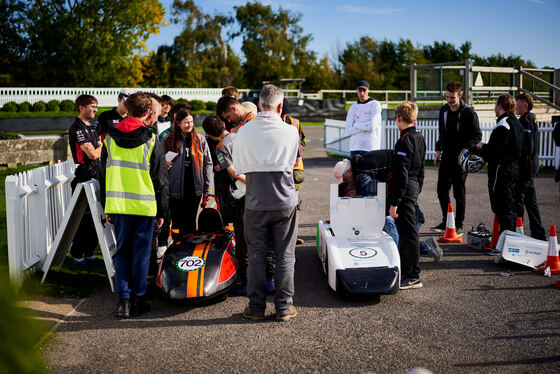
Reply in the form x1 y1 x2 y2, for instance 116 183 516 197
325 117 560 168
5 161 75 287
0 87 302 107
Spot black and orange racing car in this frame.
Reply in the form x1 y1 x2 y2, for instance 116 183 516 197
156 195 239 300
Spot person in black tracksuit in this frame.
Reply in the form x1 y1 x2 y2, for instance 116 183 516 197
68 95 102 266
389 102 426 289
475 95 523 233
514 93 546 240
434 82 481 231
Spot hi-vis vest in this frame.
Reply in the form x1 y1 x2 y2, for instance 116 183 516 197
287 116 304 171
104 134 157 216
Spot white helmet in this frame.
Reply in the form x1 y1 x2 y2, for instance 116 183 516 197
460 149 485 173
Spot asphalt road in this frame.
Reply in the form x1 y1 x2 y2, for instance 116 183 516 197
41 126 560 373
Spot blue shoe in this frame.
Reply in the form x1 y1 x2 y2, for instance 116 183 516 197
266 278 275 293
400 277 422 290
72 258 87 267
232 280 247 296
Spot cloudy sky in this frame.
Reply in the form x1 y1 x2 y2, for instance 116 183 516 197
147 0 560 68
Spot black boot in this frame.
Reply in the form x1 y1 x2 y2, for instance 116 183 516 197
114 299 131 318
131 298 151 317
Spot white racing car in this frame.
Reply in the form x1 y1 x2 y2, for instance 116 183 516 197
317 183 400 295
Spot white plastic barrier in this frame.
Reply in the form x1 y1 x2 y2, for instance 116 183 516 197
325 117 560 168
5 161 75 287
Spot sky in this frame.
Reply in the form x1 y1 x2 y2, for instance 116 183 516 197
146 0 560 68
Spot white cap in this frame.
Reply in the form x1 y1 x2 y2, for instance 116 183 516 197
241 101 258 115
333 159 351 184
119 88 134 99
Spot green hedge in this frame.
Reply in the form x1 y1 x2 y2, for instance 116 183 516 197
18 101 32 112
205 101 217 111
1 102 18 112
190 99 206 111
32 101 47 112
60 99 75 112
46 100 60 112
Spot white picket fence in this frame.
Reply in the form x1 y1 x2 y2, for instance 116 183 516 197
5 161 75 287
0 87 302 107
325 119 560 168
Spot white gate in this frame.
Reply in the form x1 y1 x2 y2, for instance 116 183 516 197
5 161 75 287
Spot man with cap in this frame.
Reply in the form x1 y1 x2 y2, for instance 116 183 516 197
97 88 132 141
345 80 382 158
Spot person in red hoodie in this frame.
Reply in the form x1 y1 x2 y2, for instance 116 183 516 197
99 92 168 318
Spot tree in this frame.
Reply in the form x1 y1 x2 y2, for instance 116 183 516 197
143 0 243 88
25 0 165 86
0 0 29 85
233 2 316 88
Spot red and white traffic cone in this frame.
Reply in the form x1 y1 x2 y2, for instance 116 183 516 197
516 217 524 235
538 225 560 275
483 215 500 252
438 203 463 243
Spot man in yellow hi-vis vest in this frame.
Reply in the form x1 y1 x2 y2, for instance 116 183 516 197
100 92 168 318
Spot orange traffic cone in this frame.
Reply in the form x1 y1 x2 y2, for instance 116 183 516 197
538 225 560 275
483 215 500 252
516 217 524 235
438 203 463 243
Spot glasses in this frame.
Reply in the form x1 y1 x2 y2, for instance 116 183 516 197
88 105 98 109
357 88 368 92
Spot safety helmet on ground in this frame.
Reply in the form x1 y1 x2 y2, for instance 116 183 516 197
460 149 485 173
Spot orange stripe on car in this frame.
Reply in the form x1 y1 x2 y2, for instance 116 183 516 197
186 243 206 298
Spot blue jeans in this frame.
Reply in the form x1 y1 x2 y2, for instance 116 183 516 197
112 214 155 300
384 216 429 255
355 173 378 196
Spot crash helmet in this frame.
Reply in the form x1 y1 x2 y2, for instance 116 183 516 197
460 149 485 173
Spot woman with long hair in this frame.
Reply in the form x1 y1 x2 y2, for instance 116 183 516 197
164 109 213 235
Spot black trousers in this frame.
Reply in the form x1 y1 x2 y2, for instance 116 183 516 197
437 161 467 228
515 179 546 240
170 195 201 236
396 180 421 279
488 163 518 233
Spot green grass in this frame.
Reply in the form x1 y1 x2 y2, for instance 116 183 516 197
300 122 323 126
1 164 106 298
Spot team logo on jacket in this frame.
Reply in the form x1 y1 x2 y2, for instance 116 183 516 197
176 256 205 272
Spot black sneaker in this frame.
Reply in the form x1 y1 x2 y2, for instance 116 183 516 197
400 277 423 290
131 299 151 317
456 227 463 235
114 299 131 318
431 222 446 232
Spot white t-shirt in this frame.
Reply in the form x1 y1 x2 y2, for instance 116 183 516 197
345 99 382 152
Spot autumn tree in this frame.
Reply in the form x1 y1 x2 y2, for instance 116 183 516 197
142 0 243 88
232 2 317 88
24 0 165 86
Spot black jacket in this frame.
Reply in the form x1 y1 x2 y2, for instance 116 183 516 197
389 126 426 207
518 111 539 179
436 101 481 160
477 113 522 192
350 149 393 183
99 119 169 218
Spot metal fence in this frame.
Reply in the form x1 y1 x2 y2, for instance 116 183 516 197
5 160 75 287
0 87 301 107
325 119 560 168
